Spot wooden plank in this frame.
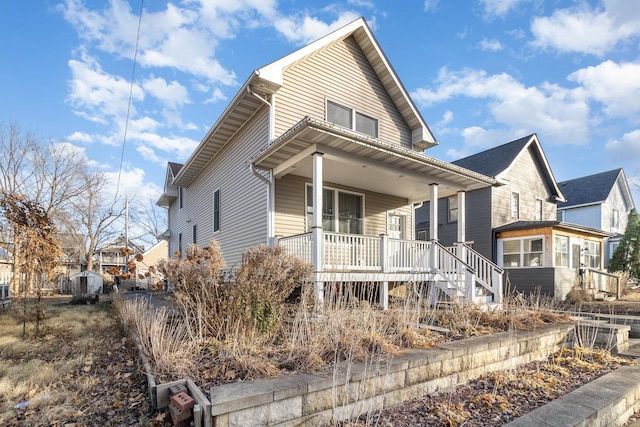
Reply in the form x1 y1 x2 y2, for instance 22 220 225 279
187 378 212 427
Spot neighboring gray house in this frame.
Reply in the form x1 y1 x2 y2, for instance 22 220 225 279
557 169 636 265
416 134 614 300
157 17 504 307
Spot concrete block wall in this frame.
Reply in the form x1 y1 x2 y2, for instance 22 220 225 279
209 324 575 427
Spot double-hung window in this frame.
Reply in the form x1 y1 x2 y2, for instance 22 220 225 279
500 236 544 268
584 241 601 269
306 185 363 234
511 192 520 219
179 187 184 209
448 196 458 223
554 236 569 267
327 100 378 138
213 189 220 233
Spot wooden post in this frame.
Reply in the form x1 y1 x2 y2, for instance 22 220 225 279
429 183 439 241
312 152 324 309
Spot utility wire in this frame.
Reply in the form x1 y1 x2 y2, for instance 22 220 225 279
114 0 144 202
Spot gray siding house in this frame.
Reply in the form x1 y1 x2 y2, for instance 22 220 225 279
557 169 636 265
416 134 614 300
157 18 504 307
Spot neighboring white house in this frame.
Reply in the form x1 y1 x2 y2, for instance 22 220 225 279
70 270 104 295
157 17 503 307
557 169 636 265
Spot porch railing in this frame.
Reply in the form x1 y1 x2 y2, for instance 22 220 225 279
446 243 503 302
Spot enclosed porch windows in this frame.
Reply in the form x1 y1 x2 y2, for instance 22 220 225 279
305 184 363 234
500 236 544 268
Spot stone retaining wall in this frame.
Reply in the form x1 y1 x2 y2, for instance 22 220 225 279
209 324 575 426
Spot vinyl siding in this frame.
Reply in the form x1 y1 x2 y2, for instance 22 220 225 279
274 36 413 149
504 268 555 296
167 111 269 267
274 174 412 237
492 146 557 228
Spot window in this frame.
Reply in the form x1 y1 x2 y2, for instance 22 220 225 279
584 241 601 269
448 196 458 223
511 192 519 219
554 236 569 267
417 230 428 241
213 189 220 232
611 209 620 229
306 185 363 234
500 236 544 268
192 225 197 244
535 199 543 221
327 100 378 138
179 187 184 209
178 233 182 256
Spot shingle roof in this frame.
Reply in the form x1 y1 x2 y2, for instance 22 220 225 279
557 169 622 208
452 134 533 177
168 162 183 178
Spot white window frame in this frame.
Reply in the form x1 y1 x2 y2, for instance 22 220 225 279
305 183 365 234
179 186 184 210
326 99 379 138
554 235 569 268
498 235 545 268
584 240 601 269
213 188 221 233
611 208 620 230
448 196 458 223
511 192 520 219
535 198 543 221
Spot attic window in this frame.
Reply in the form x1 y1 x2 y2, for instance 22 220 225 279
327 100 378 138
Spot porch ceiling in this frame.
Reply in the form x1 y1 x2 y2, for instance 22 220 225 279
251 117 497 202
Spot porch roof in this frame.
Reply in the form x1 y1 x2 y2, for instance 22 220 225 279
250 117 497 202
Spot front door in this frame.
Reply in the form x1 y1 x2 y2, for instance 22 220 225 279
388 214 405 240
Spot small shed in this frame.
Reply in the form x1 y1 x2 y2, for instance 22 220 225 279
70 271 104 295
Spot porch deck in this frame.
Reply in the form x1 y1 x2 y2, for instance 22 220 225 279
276 232 503 304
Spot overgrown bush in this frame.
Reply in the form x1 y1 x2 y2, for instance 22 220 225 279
158 241 311 344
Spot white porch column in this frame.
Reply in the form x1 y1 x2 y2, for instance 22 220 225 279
429 183 439 241
379 281 389 310
457 190 466 244
311 152 324 308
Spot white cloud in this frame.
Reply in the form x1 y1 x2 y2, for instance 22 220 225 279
142 77 190 109
424 0 439 12
67 55 144 123
478 38 504 51
605 129 640 162
274 11 361 45
480 0 528 17
445 127 516 158
568 60 640 119
411 67 590 146
204 87 227 104
530 0 640 56
67 131 93 143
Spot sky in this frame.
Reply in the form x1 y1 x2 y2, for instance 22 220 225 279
1 0 639 235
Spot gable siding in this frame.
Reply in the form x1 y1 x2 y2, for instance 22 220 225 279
493 146 557 228
274 36 413 149
604 181 629 233
167 111 269 267
274 174 412 237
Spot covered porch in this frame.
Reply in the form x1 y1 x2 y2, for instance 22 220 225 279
251 117 502 307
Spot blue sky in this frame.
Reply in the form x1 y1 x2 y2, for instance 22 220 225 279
1 0 639 217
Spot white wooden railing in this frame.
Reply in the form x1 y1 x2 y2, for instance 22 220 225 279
277 233 500 303
446 243 503 303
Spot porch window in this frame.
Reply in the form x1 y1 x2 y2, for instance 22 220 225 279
511 192 519 219
554 236 569 267
448 196 458 223
584 240 601 269
306 185 363 234
500 236 544 268
327 100 378 138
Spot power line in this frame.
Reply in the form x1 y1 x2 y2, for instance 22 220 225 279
114 0 144 202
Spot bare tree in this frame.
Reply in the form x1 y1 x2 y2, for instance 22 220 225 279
129 201 167 247
0 123 38 196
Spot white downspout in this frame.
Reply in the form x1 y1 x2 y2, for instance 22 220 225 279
248 87 276 245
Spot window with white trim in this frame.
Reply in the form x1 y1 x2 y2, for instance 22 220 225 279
179 187 184 209
554 235 569 267
511 192 520 219
535 199 543 221
448 196 458 223
306 184 363 234
584 240 601 269
611 209 620 230
213 189 220 233
178 232 182 256
327 100 378 138
500 236 544 268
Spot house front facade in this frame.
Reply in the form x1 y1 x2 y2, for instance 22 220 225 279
557 168 636 265
158 18 504 307
415 134 617 300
